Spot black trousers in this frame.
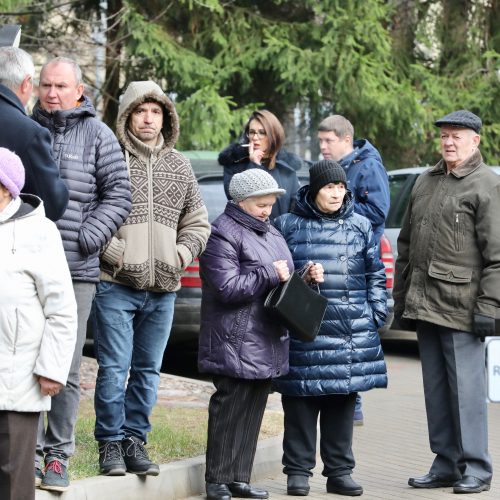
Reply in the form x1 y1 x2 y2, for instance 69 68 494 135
205 375 272 483
0 410 40 500
282 393 356 478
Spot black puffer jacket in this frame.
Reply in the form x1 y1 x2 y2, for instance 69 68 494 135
32 96 132 282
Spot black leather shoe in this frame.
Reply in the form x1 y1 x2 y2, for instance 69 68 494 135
287 475 310 496
326 475 363 496
206 482 232 500
228 482 269 499
408 472 458 489
453 476 490 494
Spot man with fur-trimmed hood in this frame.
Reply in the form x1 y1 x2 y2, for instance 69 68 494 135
91 81 210 477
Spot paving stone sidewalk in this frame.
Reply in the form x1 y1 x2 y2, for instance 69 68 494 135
183 351 500 500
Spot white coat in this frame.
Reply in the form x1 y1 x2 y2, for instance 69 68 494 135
0 195 77 412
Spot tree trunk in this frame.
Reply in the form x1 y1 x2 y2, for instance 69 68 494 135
102 0 123 129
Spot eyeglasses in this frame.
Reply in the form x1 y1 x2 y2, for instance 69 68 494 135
248 129 267 138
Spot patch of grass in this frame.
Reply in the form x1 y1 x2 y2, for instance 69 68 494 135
70 398 283 480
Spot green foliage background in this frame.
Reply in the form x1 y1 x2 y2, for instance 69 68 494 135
1 0 498 167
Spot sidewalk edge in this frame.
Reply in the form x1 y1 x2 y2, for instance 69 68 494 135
35 435 283 500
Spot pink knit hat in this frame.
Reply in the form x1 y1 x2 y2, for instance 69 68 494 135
0 148 25 199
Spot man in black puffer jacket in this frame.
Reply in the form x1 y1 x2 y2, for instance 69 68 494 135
31 57 132 492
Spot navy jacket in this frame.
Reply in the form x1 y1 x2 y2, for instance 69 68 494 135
198 202 293 379
219 143 303 220
32 96 131 282
339 139 390 243
273 186 388 396
0 84 68 221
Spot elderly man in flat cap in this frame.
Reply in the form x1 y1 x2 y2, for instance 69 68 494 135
394 110 500 494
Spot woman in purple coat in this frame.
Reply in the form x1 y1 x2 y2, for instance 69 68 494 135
198 169 322 500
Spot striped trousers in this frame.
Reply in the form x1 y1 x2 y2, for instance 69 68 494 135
205 375 272 483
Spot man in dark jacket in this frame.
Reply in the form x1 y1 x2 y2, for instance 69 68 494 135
318 114 390 425
0 47 68 221
394 110 499 494
317 115 389 243
32 57 132 492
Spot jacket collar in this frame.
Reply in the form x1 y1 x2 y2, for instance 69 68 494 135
126 130 165 159
224 201 270 234
32 95 96 133
0 83 26 115
430 149 484 178
292 185 354 220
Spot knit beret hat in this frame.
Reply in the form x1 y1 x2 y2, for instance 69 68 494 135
309 160 347 200
229 168 286 202
0 147 25 199
434 110 482 134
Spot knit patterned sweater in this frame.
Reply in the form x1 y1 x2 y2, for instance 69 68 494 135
99 81 210 291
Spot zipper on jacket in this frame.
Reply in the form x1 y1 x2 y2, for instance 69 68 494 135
147 155 155 288
454 213 464 251
13 308 19 355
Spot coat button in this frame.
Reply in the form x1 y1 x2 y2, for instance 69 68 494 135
339 219 344 225
340 256 346 261
341 296 348 302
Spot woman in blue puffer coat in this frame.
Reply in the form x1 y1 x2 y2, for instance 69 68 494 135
273 160 388 497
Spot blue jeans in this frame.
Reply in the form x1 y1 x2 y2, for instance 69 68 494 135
92 282 176 443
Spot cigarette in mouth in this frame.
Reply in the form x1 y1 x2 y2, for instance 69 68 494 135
240 144 250 147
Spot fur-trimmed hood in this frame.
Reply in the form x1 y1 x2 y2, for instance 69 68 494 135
117 81 180 154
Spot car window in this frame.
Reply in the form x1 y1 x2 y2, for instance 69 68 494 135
386 174 416 228
199 178 227 223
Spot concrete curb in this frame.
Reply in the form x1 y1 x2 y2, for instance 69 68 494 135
36 435 283 500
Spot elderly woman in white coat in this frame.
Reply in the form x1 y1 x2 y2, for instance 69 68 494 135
0 148 77 500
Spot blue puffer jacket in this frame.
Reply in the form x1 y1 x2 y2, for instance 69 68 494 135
219 143 303 220
273 186 388 396
32 97 131 282
339 139 390 243
198 201 294 379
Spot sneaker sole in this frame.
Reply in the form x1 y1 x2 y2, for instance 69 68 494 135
40 484 70 492
127 467 160 476
101 467 127 476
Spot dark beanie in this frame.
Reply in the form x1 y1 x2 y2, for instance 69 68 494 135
309 160 347 200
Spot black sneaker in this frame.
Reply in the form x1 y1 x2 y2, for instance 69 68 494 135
122 436 160 476
99 440 126 475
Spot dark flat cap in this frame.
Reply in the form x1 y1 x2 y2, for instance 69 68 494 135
434 109 482 133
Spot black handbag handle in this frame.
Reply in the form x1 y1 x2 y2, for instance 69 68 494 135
296 261 322 293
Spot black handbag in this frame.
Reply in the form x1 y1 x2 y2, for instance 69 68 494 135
264 264 328 342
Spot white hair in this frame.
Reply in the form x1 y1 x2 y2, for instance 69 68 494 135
41 57 83 85
0 47 35 90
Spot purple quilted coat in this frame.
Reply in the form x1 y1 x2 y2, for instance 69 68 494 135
197 201 294 379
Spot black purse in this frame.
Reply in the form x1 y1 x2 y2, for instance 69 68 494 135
264 263 328 342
